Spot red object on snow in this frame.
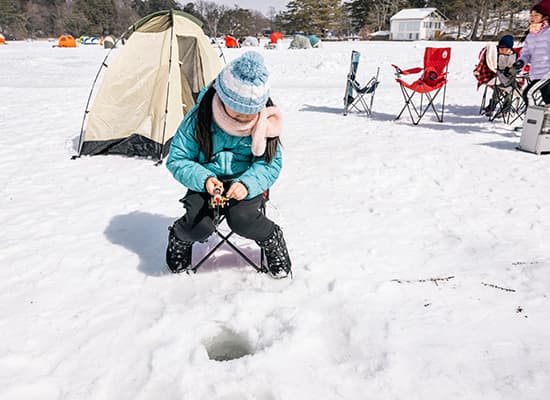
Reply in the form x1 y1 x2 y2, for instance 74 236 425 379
270 32 283 44
225 35 239 48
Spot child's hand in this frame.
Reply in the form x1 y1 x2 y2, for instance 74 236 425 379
226 182 248 201
205 177 224 196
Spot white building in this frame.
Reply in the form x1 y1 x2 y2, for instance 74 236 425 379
390 8 447 41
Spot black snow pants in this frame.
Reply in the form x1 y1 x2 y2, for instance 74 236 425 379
172 186 274 243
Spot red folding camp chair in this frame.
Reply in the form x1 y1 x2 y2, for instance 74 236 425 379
392 47 451 125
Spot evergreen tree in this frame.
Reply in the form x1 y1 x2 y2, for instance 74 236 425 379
0 0 27 38
280 0 343 35
344 0 370 32
132 0 181 17
69 0 118 35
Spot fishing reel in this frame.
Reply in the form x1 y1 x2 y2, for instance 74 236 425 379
209 188 229 209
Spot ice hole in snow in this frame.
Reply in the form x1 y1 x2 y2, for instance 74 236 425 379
203 327 254 361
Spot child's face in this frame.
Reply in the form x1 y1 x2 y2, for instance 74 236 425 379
498 47 512 55
224 104 258 123
530 10 546 23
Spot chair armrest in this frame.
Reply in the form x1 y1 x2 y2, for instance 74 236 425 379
391 64 422 77
400 67 423 75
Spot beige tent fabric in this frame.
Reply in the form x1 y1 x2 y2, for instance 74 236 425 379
84 11 222 152
86 31 173 143
173 16 221 89
136 14 172 33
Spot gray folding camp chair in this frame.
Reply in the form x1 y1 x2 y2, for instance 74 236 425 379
343 50 380 116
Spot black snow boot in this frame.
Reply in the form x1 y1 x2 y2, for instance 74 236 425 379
166 226 193 273
256 225 292 279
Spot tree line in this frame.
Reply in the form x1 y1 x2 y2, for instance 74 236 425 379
0 0 533 40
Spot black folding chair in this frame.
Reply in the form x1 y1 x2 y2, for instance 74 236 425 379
487 75 527 125
483 48 529 125
191 190 269 274
343 50 380 116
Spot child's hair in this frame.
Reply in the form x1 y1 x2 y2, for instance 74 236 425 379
519 30 529 43
196 83 280 163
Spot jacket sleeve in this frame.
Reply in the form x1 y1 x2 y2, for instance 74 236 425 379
519 36 532 65
237 144 282 199
166 111 214 192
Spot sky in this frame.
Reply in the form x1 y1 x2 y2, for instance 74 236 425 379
203 0 289 15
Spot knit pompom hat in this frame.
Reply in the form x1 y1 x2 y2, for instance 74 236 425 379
213 51 270 115
532 0 550 17
497 35 514 49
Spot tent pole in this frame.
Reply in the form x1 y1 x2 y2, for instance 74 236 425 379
158 9 176 164
73 25 134 160
218 43 226 64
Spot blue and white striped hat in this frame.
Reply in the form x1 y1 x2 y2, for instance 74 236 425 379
214 51 270 115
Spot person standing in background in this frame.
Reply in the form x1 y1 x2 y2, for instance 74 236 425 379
513 0 550 105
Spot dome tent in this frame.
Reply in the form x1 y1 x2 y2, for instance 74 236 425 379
289 34 311 49
224 35 239 48
270 31 283 44
77 10 222 161
103 35 115 49
83 36 100 45
308 34 321 48
242 36 259 47
56 35 76 47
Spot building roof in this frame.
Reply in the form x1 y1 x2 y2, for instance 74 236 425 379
369 30 390 37
391 8 446 21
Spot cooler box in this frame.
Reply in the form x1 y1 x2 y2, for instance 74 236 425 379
519 105 550 155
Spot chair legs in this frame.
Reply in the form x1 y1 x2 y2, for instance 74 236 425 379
343 68 380 116
190 210 267 274
486 85 526 125
346 93 374 116
480 85 491 115
396 85 446 125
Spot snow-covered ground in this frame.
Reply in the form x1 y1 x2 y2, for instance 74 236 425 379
1 39 549 400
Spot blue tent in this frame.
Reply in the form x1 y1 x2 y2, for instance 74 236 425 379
308 34 321 48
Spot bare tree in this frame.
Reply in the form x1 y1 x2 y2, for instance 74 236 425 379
194 0 225 37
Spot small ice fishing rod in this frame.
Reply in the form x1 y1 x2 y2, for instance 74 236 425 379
209 187 229 209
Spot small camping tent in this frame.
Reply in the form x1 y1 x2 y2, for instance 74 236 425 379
289 34 311 49
270 31 283 44
0 34 6 45
224 35 239 48
57 35 76 47
103 35 115 49
242 36 259 47
78 10 222 160
308 34 321 48
83 36 100 45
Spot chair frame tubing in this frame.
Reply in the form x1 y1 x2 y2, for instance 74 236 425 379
396 83 447 125
190 203 267 274
488 85 526 125
479 84 490 115
482 73 530 125
343 51 379 117
345 68 380 116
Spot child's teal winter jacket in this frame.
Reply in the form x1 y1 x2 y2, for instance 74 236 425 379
166 91 282 199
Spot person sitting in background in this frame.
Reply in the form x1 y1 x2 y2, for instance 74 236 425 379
512 0 550 105
483 35 518 116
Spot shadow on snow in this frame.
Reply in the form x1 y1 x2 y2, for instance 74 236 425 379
104 211 263 277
